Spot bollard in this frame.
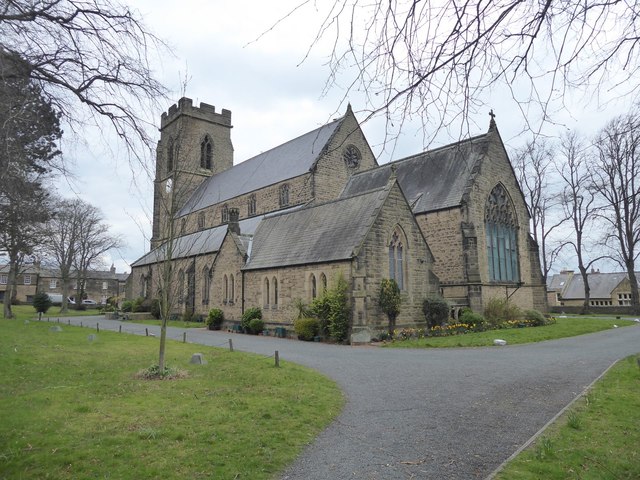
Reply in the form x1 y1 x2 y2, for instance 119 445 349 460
80 321 83 327
183 332 186 343
275 350 280 368
145 328 149 337
67 319 70 325
229 339 234 352
96 323 100 333
119 325 122 333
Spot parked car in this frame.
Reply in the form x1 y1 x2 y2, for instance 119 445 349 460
82 299 97 305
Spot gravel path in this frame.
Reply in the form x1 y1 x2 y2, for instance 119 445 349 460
47 317 640 479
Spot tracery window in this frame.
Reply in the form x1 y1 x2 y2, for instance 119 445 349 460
221 204 229 223
310 273 317 300
485 184 520 282
279 183 290 207
248 194 256 216
388 229 405 290
223 274 228 303
200 135 212 170
229 274 235 303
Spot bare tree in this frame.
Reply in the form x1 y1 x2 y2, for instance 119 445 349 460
274 1 640 140
72 203 122 303
557 132 604 314
512 138 565 283
45 198 120 312
592 112 640 313
1 0 167 157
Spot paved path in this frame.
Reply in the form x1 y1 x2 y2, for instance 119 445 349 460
48 317 640 479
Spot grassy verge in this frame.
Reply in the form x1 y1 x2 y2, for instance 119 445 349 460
385 316 637 348
126 318 207 329
494 354 640 479
0 316 343 479
8 304 102 318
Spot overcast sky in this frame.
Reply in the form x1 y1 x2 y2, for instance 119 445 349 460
55 0 630 275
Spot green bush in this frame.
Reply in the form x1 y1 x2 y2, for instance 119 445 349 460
32 291 52 314
206 308 224 330
248 318 265 334
423 297 450 329
121 300 134 312
524 309 546 326
294 317 320 341
150 299 161 319
378 279 401 334
459 310 485 328
308 275 350 343
483 297 522 326
241 307 262 331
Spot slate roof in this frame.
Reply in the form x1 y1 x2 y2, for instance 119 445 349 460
341 134 488 214
546 272 573 292
178 116 344 216
131 207 302 267
560 272 630 300
244 187 390 270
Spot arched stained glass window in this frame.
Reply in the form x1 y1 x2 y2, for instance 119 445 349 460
485 184 520 282
273 277 278 306
202 266 210 304
229 274 235 303
223 274 228 303
263 278 270 307
310 273 317 299
388 230 405 290
320 273 327 292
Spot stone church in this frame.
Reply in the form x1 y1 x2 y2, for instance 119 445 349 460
130 97 546 337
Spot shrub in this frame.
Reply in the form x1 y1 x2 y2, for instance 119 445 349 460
206 308 224 330
459 310 485 329
483 298 522 326
423 297 449 329
308 275 350 342
293 298 312 319
524 309 546 326
150 299 161 319
241 307 262 331
121 300 134 312
133 297 149 313
294 317 319 341
32 291 52 314
378 279 401 334
248 318 265 334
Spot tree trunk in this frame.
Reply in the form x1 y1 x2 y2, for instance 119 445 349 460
3 258 18 319
627 263 640 315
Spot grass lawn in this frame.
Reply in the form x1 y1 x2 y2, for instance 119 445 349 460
385 316 638 348
494 354 640 479
130 318 208 329
0 313 343 479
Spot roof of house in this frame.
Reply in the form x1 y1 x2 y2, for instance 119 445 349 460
340 133 488 214
546 271 574 292
177 116 345 216
559 272 629 300
244 186 391 270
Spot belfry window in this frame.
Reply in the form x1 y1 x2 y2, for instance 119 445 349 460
485 184 520 282
167 138 175 173
388 230 405 290
200 136 212 170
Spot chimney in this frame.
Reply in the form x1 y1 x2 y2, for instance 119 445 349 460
228 208 240 235
110 264 116 274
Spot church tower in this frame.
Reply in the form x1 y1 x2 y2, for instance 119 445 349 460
151 98 234 248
